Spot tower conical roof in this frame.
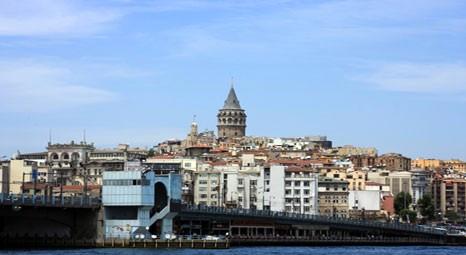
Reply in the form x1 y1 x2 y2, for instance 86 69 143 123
223 86 242 110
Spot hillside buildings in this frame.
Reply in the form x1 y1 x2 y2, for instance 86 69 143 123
3 84 466 223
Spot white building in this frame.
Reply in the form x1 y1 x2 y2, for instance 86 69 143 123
348 190 381 211
259 165 319 215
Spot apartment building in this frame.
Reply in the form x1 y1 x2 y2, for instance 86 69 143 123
259 165 319 215
318 177 349 218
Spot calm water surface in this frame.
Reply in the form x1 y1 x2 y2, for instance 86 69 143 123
0 247 465 255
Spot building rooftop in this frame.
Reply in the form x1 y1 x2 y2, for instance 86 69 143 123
222 86 242 110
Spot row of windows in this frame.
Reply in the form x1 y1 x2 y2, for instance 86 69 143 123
285 206 313 212
198 180 218 185
324 187 347 191
321 199 348 204
285 189 313 195
198 187 219 192
103 179 150 186
285 181 313 187
285 198 313 203
321 195 347 199
199 194 218 199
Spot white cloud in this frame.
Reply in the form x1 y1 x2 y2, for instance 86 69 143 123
356 62 466 93
0 60 116 112
152 0 466 56
0 0 121 37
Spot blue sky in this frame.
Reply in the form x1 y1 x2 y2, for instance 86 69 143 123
1 0 466 159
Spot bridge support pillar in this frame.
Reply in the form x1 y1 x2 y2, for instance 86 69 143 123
161 218 173 239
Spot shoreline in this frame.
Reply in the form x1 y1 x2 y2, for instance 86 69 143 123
1 237 466 249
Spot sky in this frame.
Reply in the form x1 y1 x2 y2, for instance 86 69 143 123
1 0 466 160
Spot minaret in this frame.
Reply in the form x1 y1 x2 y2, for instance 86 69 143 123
217 84 247 139
186 115 198 147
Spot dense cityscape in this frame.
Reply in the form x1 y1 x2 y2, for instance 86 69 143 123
1 1 466 252
1 86 466 245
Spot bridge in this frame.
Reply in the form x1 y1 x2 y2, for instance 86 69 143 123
1 185 465 247
0 193 101 209
177 202 446 237
0 193 102 240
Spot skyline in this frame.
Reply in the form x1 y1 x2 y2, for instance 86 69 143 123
1 0 466 159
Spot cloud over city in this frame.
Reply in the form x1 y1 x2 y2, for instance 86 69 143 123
0 59 117 112
0 0 121 37
356 62 466 94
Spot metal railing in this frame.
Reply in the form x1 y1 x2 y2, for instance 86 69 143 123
179 202 446 236
0 193 101 208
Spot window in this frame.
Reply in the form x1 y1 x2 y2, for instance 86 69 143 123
238 179 244 185
304 181 310 187
294 181 300 186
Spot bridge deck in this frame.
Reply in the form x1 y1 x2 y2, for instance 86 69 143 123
0 193 101 209
178 203 447 237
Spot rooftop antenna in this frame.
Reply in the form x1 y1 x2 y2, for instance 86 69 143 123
193 114 197 123
49 129 52 144
83 129 86 143
230 76 235 88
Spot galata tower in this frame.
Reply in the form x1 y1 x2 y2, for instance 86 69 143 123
217 86 247 139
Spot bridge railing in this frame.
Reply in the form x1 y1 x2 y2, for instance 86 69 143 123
179 203 446 236
0 193 101 208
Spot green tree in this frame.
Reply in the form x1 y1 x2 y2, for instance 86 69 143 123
399 209 417 223
445 210 460 222
147 148 155 157
394 192 412 214
417 194 435 220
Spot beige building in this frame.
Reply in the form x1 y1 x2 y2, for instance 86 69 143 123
432 178 466 216
368 169 413 197
337 145 377 157
321 169 366 191
7 160 40 194
411 158 441 170
376 153 411 171
385 171 413 197
1 160 10 193
193 170 222 206
442 160 466 173
318 177 349 218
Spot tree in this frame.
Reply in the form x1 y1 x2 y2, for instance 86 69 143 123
445 210 460 222
147 148 155 157
399 209 417 223
417 194 435 220
394 192 412 215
